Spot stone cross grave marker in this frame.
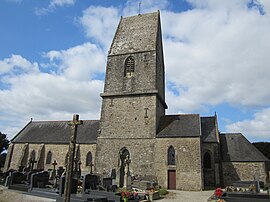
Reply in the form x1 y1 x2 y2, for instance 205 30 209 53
89 162 94 174
29 158 37 172
63 114 83 202
52 160 57 179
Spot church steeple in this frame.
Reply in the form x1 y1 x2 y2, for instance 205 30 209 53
99 11 166 138
101 11 167 110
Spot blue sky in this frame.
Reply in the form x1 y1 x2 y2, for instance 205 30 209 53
1 0 270 142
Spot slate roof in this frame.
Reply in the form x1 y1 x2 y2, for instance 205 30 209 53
220 133 269 162
12 120 99 144
157 114 201 138
109 11 160 55
201 116 218 143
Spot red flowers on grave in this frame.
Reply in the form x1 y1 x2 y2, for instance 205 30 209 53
215 187 223 198
121 191 130 202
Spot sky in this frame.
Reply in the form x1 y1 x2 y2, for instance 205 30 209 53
0 0 270 143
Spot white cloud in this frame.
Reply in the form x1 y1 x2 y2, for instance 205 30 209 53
35 0 76 15
79 6 119 49
49 0 76 8
162 1 270 113
226 108 270 141
45 42 106 81
3 0 270 143
0 54 38 75
0 43 104 139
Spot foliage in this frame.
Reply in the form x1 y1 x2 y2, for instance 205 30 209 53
0 153 7 168
0 132 9 154
158 188 168 195
252 142 270 159
0 132 10 168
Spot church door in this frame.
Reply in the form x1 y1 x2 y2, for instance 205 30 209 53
168 170 176 189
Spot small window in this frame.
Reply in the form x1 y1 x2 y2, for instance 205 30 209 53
204 152 211 169
168 146 175 165
124 56 135 77
86 152 93 166
46 151 52 164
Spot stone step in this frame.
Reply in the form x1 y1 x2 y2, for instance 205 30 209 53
8 184 29 192
29 188 58 199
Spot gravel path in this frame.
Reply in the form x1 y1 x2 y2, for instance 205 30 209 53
0 186 214 202
161 190 214 202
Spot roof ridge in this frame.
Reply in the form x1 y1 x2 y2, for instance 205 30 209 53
31 119 99 123
122 11 159 19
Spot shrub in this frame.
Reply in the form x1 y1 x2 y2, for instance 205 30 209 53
159 188 168 195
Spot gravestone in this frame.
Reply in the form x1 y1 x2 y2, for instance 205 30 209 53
59 176 78 197
103 178 112 191
11 171 27 184
30 171 49 189
51 160 58 180
57 166 65 177
82 174 99 193
26 169 39 183
132 175 158 190
4 169 15 186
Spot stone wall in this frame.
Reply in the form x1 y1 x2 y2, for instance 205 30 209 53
202 143 220 187
99 95 158 139
95 138 156 177
222 162 268 186
104 52 157 95
8 143 96 173
9 143 28 169
155 137 203 191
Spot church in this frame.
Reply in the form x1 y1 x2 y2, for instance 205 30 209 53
4 11 269 190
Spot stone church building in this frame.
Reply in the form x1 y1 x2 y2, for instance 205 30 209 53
4 11 269 190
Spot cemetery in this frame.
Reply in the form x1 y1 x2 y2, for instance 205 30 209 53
3 115 164 202
3 149 165 202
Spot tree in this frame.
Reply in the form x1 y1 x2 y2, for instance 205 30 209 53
252 142 270 160
0 132 9 154
0 132 10 168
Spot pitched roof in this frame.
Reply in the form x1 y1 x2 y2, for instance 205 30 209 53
12 120 99 144
201 116 218 142
109 11 160 55
220 133 269 162
157 114 201 138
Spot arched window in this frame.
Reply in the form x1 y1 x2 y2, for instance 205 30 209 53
203 152 211 169
168 146 175 165
46 151 52 164
86 151 93 166
124 56 135 77
30 150 36 160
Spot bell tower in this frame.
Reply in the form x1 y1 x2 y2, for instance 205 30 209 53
95 11 167 177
